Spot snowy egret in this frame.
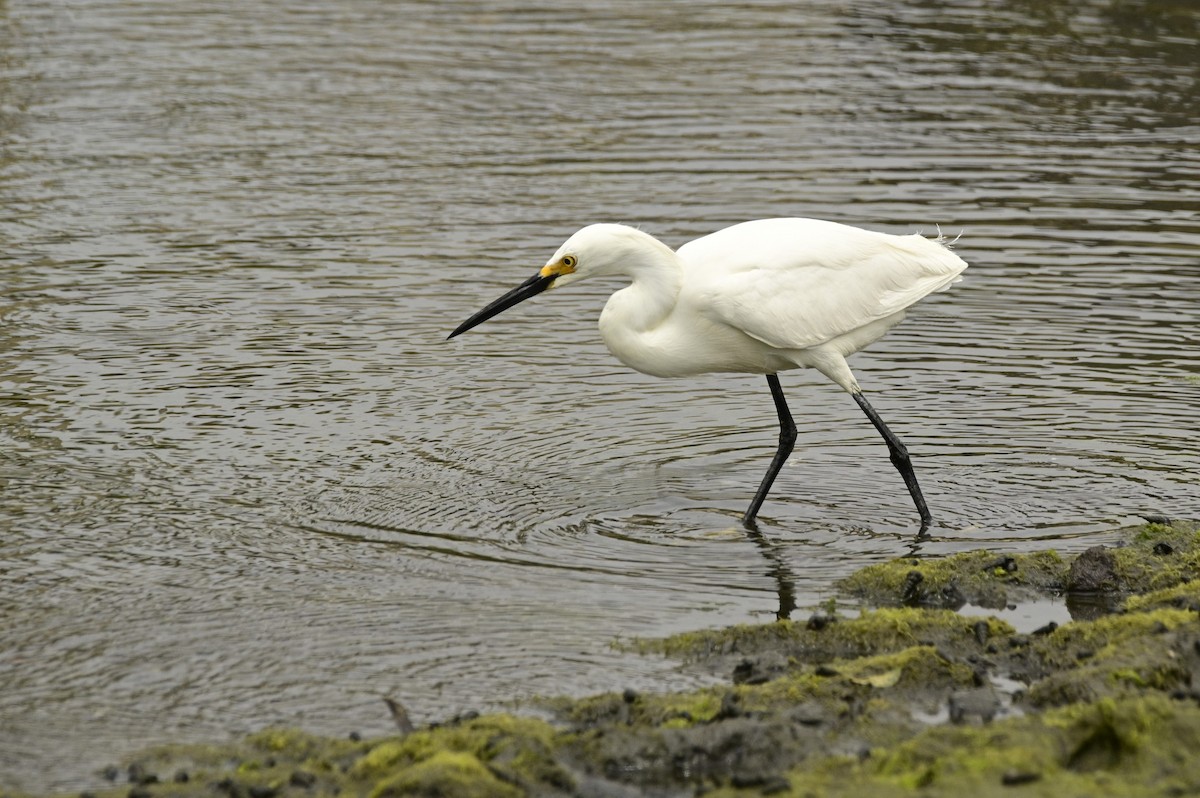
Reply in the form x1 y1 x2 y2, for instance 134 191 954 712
448 218 967 534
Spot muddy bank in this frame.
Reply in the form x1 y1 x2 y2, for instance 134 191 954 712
11 521 1200 798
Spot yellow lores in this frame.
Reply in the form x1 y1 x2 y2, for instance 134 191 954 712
448 218 967 535
539 255 577 278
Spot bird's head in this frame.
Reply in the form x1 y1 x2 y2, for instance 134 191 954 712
446 224 657 339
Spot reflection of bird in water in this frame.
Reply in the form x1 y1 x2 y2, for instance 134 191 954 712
449 218 967 535
741 523 798 620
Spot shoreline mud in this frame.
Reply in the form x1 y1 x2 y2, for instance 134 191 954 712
8 521 1200 798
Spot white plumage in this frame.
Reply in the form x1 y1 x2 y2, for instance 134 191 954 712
449 217 967 534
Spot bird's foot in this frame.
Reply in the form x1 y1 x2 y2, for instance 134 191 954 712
916 515 933 540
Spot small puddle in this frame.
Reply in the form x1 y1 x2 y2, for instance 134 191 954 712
910 599 1079 726
956 598 1075 635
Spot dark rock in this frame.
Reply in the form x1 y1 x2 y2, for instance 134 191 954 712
806 611 832 631
730 773 767 788
1067 547 1120 593
989 557 1018 574
1031 621 1058 637
1001 770 1042 785
655 716 801 787
732 652 788 685
1171 596 1200 612
973 620 990 646
289 771 316 788
732 659 755 684
622 688 639 703
248 787 278 798
1154 542 1175 556
761 775 792 794
948 688 1002 724
215 778 241 798
715 692 743 720
790 701 828 727
940 581 966 609
901 571 924 605
126 764 157 786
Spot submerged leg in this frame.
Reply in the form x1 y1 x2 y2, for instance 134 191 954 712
742 374 797 527
852 391 932 535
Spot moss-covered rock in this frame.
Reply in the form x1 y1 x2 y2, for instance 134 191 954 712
1126 580 1200 613
838 548 1069 609
838 521 1200 610
368 751 521 798
734 695 1200 798
1024 611 1200 708
630 607 1013 671
350 714 573 796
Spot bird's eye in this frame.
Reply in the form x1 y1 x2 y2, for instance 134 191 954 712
562 255 578 269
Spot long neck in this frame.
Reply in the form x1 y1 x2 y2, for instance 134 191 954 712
606 230 682 332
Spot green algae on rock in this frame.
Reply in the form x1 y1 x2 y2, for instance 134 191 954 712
839 521 1200 610
1125 580 1200 614
628 607 1014 667
726 695 1200 798
367 751 522 798
59 716 572 798
838 548 1069 609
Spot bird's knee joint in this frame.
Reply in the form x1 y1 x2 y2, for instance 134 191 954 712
889 445 911 466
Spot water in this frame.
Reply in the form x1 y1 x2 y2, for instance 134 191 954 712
2 0 1197 790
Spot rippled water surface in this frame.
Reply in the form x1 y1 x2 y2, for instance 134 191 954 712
2 0 1198 790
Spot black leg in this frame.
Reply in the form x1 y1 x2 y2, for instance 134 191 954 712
852 391 932 535
742 374 797 527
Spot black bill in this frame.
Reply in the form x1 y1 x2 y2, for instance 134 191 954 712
447 272 557 339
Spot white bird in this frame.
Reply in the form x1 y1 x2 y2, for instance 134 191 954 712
448 218 967 534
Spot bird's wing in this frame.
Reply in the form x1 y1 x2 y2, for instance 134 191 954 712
686 220 967 351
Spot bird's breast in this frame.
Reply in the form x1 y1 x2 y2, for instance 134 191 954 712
598 293 786 378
